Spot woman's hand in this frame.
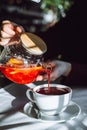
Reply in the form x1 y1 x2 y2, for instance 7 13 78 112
0 20 24 46
36 60 72 81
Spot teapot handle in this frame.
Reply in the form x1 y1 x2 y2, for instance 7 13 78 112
0 47 8 61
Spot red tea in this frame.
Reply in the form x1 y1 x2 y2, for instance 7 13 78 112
0 65 43 84
36 87 70 95
0 57 51 84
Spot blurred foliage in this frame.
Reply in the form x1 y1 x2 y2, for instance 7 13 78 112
41 0 73 22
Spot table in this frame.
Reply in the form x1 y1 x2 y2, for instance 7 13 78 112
0 83 87 130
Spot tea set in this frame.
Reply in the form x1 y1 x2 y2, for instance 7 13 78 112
0 32 81 122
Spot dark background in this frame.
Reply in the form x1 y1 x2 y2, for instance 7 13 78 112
38 0 87 64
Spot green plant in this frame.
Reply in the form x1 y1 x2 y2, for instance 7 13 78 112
41 0 73 22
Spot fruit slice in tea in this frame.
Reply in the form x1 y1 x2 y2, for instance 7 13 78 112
0 57 43 84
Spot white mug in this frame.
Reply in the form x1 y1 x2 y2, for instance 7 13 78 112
26 84 72 116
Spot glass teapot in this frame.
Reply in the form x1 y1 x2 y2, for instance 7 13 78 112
0 32 47 84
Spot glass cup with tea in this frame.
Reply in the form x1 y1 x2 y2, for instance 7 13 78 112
26 84 72 116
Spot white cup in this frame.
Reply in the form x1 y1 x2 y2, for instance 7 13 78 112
26 84 72 116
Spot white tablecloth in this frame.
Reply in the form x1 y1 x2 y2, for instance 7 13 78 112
0 83 87 130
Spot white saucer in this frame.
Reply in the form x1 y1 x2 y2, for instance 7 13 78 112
23 101 81 123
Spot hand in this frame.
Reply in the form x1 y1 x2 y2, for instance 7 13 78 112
36 60 72 81
0 20 24 46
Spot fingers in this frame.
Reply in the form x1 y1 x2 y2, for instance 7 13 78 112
2 20 11 24
16 26 25 33
0 22 15 45
36 75 43 81
36 73 57 81
1 30 13 38
2 22 15 36
1 20 24 37
0 37 11 45
0 20 24 46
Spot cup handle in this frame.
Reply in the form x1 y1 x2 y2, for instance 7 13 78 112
26 89 35 103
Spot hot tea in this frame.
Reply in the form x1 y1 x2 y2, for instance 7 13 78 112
0 57 49 84
0 65 43 84
26 84 72 116
0 57 42 84
36 86 70 95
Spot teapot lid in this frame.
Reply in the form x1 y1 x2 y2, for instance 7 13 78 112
20 32 47 56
